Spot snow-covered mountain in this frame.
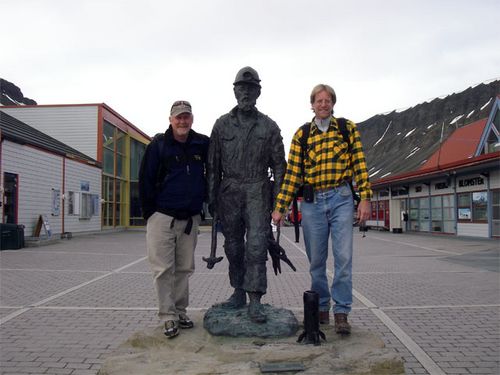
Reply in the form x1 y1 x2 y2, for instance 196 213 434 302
358 80 500 181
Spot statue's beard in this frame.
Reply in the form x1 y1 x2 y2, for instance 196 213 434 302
237 97 257 112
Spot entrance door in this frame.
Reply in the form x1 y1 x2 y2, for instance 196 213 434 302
384 200 390 228
400 199 408 231
3 173 18 224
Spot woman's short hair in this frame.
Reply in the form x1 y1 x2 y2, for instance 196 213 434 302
310 84 336 105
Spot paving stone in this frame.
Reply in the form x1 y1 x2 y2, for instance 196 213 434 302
1 228 498 375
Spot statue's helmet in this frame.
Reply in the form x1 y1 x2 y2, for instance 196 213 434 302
233 66 261 87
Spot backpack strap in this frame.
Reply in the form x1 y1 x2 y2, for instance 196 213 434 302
336 118 361 203
153 133 168 189
336 117 351 152
299 122 311 176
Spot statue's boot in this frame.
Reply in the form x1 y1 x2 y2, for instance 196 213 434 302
248 292 267 323
218 288 247 308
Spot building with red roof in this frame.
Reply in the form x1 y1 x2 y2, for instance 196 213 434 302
367 97 500 238
419 118 488 170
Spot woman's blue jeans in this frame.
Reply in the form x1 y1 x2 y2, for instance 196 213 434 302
301 183 354 314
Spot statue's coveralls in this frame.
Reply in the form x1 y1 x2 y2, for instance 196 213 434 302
207 106 286 294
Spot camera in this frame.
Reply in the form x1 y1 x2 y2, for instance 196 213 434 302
303 184 314 203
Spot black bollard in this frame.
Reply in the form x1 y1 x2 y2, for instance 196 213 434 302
297 290 326 345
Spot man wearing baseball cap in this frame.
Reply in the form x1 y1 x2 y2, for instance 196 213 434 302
139 100 209 338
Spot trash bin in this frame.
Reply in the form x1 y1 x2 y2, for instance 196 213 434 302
0 223 25 250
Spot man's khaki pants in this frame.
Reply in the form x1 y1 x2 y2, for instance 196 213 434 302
146 212 200 322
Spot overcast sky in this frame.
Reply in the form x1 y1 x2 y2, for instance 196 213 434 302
2 0 499 147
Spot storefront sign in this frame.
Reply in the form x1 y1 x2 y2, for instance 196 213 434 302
458 177 484 187
391 186 409 196
435 182 449 190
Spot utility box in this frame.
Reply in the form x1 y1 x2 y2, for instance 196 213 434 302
0 223 25 250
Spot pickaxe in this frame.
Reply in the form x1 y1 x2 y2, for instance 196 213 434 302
203 213 224 269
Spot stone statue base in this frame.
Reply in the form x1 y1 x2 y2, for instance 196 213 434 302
203 303 299 337
97 310 405 375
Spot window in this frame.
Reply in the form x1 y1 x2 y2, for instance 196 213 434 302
129 181 145 226
103 122 115 175
130 139 147 225
409 198 419 230
67 191 98 219
101 123 128 227
103 148 114 174
116 130 126 178
102 176 114 227
115 179 127 226
458 191 488 222
130 139 146 181
419 197 430 232
409 197 431 232
431 196 443 232
492 190 500 237
430 194 455 233
3 172 18 224
480 107 499 155
80 193 94 219
472 192 488 221
442 194 455 233
492 107 499 133
68 191 78 215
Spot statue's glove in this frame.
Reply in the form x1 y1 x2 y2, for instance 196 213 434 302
269 247 282 275
268 234 297 276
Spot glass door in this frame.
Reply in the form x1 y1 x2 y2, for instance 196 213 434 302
3 173 18 224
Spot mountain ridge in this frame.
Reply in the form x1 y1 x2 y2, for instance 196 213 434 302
358 79 500 181
0 78 37 106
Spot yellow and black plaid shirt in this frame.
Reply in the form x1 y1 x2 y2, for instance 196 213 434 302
274 117 372 214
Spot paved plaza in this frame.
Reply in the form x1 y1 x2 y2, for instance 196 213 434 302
0 226 499 375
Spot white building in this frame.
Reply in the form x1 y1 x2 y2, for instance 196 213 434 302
1 111 101 240
1 103 151 228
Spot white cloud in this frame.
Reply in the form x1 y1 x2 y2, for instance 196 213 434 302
2 0 500 151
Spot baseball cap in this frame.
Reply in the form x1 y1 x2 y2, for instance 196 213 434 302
170 100 192 117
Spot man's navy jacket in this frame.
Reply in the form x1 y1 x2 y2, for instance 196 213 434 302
139 126 209 221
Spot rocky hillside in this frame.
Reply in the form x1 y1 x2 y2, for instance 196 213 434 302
358 80 499 182
0 78 37 106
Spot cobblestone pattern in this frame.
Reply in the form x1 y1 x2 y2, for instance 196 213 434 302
0 227 498 375
384 307 500 374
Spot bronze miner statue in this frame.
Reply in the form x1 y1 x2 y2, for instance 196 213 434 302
207 66 286 323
